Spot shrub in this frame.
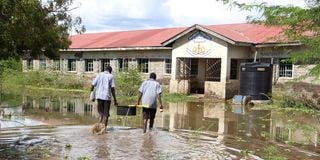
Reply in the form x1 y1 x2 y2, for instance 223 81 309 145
115 69 142 97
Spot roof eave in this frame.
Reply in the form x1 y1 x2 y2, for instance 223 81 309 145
255 42 302 48
61 46 172 52
162 24 238 46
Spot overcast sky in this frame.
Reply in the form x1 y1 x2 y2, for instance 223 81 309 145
70 0 306 33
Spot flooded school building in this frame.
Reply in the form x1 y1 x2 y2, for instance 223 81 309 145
22 23 309 99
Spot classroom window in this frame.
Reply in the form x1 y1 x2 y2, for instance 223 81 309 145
118 58 129 72
85 59 94 72
27 59 33 70
279 59 293 78
67 101 75 112
230 59 238 79
39 59 46 70
53 60 60 71
165 58 172 74
84 104 93 112
101 59 110 71
138 58 149 73
190 59 198 75
68 59 77 72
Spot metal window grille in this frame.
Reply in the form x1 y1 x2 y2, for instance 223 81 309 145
279 61 292 77
67 101 75 112
165 58 172 74
68 59 77 71
118 58 129 72
101 59 110 72
206 59 221 81
27 59 33 70
84 104 93 112
176 58 191 80
138 58 148 73
85 59 93 72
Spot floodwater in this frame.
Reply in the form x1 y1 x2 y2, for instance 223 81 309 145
0 94 320 160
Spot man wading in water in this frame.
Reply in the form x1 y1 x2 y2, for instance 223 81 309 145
91 66 118 129
137 72 163 133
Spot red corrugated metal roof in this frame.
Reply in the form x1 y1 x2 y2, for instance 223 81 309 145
203 23 284 43
69 23 286 49
69 27 187 49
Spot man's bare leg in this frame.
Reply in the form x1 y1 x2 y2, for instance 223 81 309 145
100 115 103 123
143 118 148 133
104 116 108 127
149 118 154 130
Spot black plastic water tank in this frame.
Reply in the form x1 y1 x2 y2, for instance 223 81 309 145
239 62 273 100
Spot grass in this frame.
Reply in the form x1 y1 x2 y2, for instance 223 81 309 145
1 73 193 103
253 86 320 114
162 93 193 102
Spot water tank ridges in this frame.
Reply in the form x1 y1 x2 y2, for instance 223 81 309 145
239 62 273 100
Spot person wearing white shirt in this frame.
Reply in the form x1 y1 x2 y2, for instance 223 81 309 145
137 72 163 133
91 66 118 128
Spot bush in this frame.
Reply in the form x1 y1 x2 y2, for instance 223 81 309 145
1 70 86 91
115 69 142 97
281 93 320 110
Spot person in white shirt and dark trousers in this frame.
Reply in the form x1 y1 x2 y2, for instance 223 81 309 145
91 66 118 128
137 72 164 133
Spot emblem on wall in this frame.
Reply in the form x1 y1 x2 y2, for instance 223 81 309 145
186 31 212 56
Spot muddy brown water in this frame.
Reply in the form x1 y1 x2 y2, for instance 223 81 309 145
0 95 320 160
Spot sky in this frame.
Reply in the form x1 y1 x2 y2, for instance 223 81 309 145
70 0 306 33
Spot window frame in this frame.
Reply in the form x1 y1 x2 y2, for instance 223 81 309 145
165 58 172 74
279 59 293 78
118 58 129 72
138 58 149 73
101 59 111 72
27 59 33 70
85 59 94 72
68 59 77 72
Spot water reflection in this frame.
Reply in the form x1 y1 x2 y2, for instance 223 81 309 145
0 94 320 159
163 102 271 139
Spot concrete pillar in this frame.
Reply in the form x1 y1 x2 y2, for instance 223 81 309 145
110 59 118 72
62 59 68 72
220 57 228 83
22 60 27 71
78 59 85 74
33 59 40 70
93 59 99 73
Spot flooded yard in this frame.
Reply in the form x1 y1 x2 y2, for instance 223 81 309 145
1 94 320 159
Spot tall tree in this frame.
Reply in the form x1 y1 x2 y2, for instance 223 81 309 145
0 0 85 59
221 0 320 78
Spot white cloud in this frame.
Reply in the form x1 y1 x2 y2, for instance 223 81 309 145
164 0 251 26
70 0 307 33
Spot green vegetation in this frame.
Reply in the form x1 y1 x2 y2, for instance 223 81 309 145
263 145 287 160
65 143 72 149
26 146 51 160
222 0 320 79
0 61 192 102
0 0 84 59
254 85 320 113
115 69 142 97
162 93 191 103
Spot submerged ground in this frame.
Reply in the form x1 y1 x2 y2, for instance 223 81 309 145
0 93 320 160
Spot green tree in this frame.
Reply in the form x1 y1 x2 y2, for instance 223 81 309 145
0 0 85 59
221 0 320 78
